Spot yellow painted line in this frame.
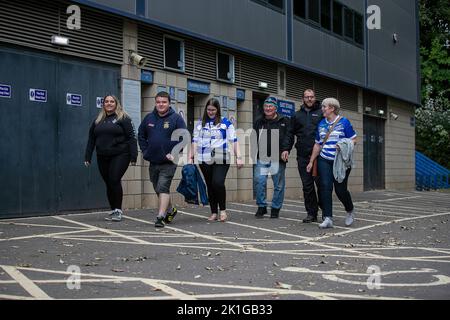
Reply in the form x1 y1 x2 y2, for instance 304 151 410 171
124 214 246 249
141 279 194 300
1 266 52 300
53 216 149 245
2 265 418 300
0 229 96 242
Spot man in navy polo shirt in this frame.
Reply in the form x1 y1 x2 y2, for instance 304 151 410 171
138 91 187 228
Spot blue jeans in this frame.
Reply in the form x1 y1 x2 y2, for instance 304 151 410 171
318 157 354 218
254 161 286 209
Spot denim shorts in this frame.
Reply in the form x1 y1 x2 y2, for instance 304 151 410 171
149 163 177 194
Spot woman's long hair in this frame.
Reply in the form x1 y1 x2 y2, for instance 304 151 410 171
95 95 128 124
201 98 222 127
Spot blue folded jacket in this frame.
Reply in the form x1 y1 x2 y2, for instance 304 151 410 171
177 164 208 205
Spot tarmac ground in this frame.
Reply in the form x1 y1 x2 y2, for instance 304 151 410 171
0 190 449 301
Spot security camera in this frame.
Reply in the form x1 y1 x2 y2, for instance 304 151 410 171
129 51 147 68
390 112 399 120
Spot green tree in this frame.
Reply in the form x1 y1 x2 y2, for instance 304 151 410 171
416 0 450 168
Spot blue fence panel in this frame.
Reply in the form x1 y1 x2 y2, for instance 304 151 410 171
415 151 450 190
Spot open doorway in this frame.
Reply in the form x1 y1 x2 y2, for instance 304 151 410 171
252 92 269 123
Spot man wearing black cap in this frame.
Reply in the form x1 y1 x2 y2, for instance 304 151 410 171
282 89 323 223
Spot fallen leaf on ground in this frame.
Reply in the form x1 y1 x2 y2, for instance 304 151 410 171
274 282 292 290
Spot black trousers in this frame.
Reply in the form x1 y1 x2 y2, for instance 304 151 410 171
297 156 322 217
199 163 230 214
97 153 130 210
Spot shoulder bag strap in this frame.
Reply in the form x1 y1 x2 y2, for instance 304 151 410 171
321 116 341 149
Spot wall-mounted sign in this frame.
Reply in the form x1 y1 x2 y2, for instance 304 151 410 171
236 89 245 101
122 79 141 135
96 97 104 109
277 100 295 118
169 86 176 101
29 88 47 103
187 79 210 94
177 89 187 103
66 93 82 106
157 86 167 94
227 97 236 111
141 70 153 84
0 84 11 98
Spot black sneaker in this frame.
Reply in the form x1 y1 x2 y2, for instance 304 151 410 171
255 207 267 219
270 208 280 218
302 215 318 223
154 217 165 228
164 207 178 224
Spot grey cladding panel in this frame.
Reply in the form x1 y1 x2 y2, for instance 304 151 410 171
293 21 365 85
88 0 136 14
338 0 364 12
368 0 418 103
369 54 418 103
147 0 286 60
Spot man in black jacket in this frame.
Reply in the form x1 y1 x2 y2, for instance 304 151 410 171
254 96 291 219
282 89 323 223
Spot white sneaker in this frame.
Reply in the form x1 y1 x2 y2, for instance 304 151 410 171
345 211 354 227
110 209 123 222
319 217 333 229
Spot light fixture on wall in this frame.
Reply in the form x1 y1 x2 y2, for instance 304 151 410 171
258 81 268 89
390 112 399 120
364 106 372 113
129 50 148 68
51 35 70 46
378 109 385 116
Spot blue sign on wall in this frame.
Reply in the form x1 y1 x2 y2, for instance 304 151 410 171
141 70 153 84
0 84 11 98
236 88 245 101
67 93 83 106
187 79 210 94
29 88 47 103
277 100 296 118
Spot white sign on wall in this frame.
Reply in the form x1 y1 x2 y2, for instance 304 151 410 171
122 79 141 135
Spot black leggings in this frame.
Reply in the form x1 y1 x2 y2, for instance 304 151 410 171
199 163 230 214
97 153 130 210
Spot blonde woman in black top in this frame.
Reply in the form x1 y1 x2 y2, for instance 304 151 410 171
85 95 137 221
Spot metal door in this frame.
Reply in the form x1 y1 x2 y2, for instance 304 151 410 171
363 116 385 190
56 60 120 211
0 48 58 217
0 46 120 217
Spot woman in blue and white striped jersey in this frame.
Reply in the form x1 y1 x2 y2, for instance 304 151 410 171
307 98 357 229
189 98 243 222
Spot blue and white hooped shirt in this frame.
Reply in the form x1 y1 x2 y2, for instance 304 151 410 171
315 116 357 161
192 117 238 162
